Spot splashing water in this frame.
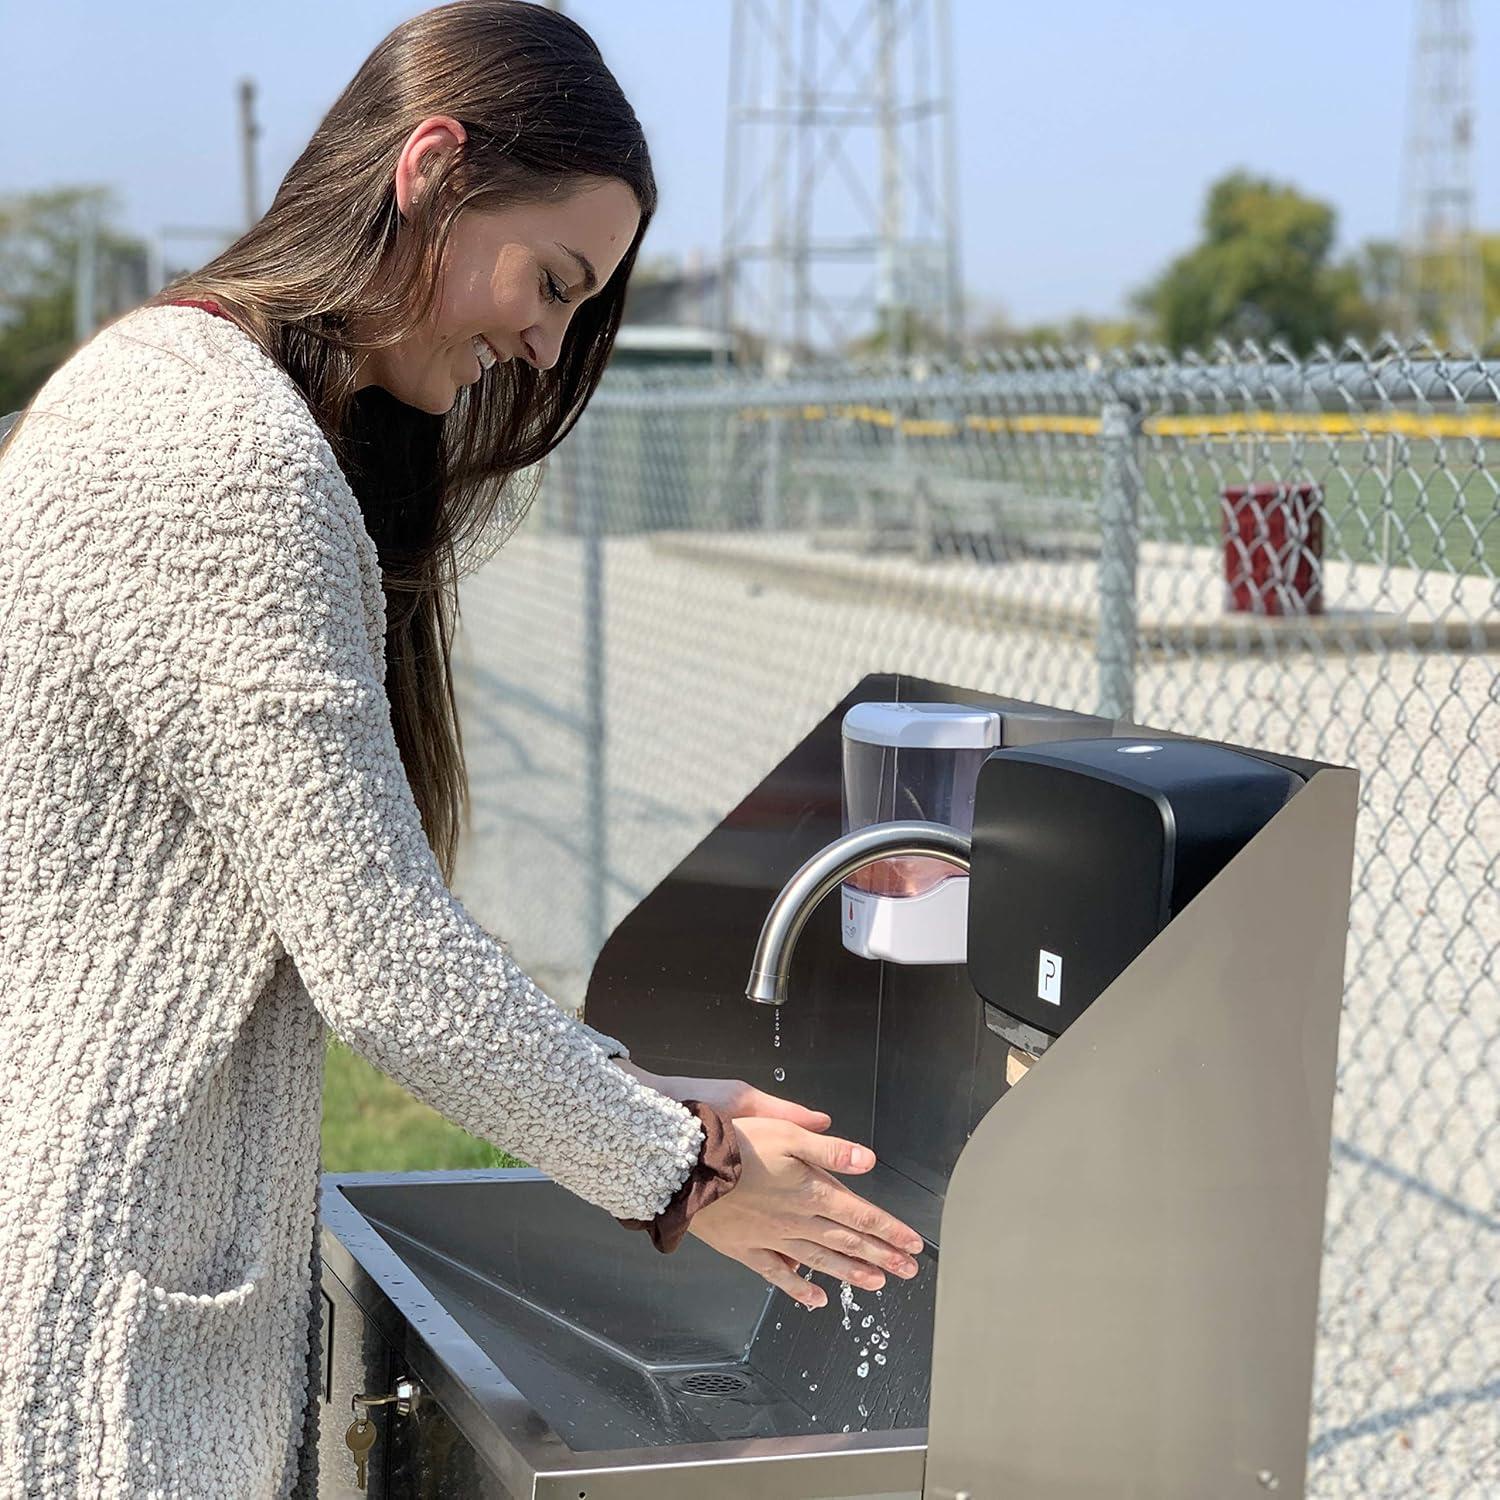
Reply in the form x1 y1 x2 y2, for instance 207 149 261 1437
838 1280 861 1330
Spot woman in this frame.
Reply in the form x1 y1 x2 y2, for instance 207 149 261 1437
0 3 923 1495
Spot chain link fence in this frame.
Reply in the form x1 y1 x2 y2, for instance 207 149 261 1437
449 339 1498 1497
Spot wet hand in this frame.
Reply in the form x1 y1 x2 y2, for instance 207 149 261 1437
685 1117 925 1309
616 1060 832 1135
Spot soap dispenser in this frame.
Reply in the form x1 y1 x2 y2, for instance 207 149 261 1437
839 702 1003 964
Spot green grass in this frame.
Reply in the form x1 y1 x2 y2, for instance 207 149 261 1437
904 434 1500 576
1136 436 1500 576
320 1037 525 1173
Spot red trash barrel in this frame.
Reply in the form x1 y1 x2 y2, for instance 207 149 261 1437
1221 482 1324 616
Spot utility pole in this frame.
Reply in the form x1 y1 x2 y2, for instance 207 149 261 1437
74 195 99 344
239 78 261 229
147 78 262 295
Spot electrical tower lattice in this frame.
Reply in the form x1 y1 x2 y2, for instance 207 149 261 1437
1400 0 1485 350
720 0 963 367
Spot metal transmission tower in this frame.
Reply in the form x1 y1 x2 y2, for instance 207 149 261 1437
720 0 962 368
1399 0 1484 349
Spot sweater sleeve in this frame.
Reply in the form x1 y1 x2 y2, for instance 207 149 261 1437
48 366 697 1222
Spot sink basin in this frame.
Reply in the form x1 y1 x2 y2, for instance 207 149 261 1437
321 1165 939 1497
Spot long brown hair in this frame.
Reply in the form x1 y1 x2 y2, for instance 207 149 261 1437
128 1 653 882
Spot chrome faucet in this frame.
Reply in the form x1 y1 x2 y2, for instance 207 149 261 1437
745 820 973 1005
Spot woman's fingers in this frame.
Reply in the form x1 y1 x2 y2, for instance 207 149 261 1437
689 1117 922 1301
746 1248 827 1308
802 1168 925 1258
759 1091 832 1132
735 1085 832 1133
798 1132 878 1175
784 1128 925 1257
783 1237 898 1291
801 1216 922 1280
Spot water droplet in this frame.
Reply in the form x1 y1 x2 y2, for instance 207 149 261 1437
856 1362 869 1378
861 1314 873 1328
875 1353 887 1365
773 1066 786 1082
809 1382 818 1391
839 1281 858 1329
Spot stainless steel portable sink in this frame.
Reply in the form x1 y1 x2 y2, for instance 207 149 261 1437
316 676 1358 1500
319 1165 934 1498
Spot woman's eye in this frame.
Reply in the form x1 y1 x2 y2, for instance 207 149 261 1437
543 272 571 307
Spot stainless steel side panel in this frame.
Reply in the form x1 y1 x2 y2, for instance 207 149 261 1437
924 767 1359 1500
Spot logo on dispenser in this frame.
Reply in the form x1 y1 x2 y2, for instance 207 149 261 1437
1037 949 1063 1005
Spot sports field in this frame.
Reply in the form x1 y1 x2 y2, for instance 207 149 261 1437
762 407 1500 577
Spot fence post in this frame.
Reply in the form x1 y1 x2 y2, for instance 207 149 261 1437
762 405 786 534
579 415 609 963
1096 397 1141 723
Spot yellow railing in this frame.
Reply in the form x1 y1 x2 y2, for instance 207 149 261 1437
734 405 1500 440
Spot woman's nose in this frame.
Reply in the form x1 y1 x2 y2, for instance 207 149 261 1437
523 328 561 372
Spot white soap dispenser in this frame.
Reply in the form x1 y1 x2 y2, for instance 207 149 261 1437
839 701 1002 964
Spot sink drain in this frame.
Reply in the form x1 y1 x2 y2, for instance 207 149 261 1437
672 1370 752 1397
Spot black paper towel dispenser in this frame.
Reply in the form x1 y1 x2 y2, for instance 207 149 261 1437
967 736 1305 1049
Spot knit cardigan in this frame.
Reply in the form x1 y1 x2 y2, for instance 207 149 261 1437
0 303 709 1498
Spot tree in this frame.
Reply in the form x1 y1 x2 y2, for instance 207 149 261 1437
1478 233 1500 353
969 308 1149 354
842 306 953 362
0 187 153 416
1132 170 1379 355
1341 233 1500 353
1343 237 1403 337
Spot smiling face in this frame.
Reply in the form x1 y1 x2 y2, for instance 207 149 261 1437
354 117 641 413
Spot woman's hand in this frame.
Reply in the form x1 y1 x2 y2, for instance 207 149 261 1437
614 1059 832 1135
685 1117 925 1310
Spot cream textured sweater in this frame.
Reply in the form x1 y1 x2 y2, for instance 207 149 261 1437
0 303 706 1498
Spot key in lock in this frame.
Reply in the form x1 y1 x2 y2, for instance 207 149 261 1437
345 1378 421 1492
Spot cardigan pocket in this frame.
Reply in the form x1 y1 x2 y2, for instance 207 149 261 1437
99 1263 291 1497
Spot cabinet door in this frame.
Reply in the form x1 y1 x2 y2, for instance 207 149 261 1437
317 1267 399 1498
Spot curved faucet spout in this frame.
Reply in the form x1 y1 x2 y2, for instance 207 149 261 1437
745 820 973 1005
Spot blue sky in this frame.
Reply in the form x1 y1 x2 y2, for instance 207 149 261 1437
4 1 1496 327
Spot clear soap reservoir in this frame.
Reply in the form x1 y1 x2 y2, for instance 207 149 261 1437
840 701 1002 964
